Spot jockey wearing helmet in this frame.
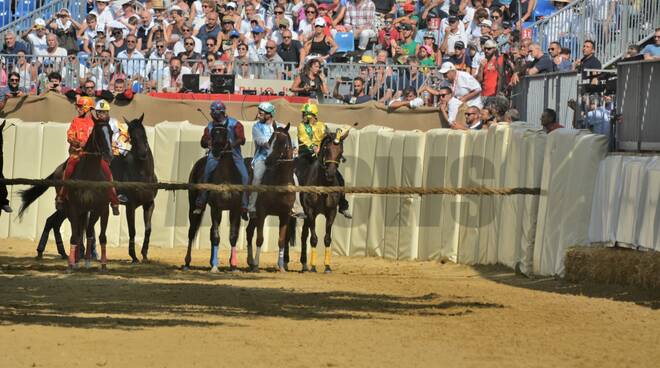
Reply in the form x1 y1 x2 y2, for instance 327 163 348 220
192 100 250 219
297 102 352 219
56 98 121 216
106 108 131 204
249 102 305 218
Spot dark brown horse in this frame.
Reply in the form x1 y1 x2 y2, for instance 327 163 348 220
246 123 296 272
111 114 158 263
184 123 243 272
299 129 349 273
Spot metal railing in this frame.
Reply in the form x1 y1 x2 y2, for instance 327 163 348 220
616 59 660 151
511 70 580 129
530 0 660 67
0 53 439 104
0 0 86 40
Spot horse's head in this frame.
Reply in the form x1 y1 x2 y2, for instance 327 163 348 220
125 114 149 161
266 123 293 165
210 122 230 159
320 128 349 181
88 113 113 162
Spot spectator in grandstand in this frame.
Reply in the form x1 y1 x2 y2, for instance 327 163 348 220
480 106 497 128
556 47 573 71
136 10 155 51
93 0 115 30
160 57 191 92
2 32 30 60
440 16 468 56
467 8 488 42
243 3 266 33
446 41 470 71
298 4 319 41
117 35 147 81
48 8 80 53
179 36 205 72
204 37 218 57
0 72 28 111
344 0 377 51
511 0 538 30
574 40 602 79
642 28 660 60
374 0 397 15
217 16 238 54
43 34 68 69
39 71 62 95
190 0 211 30
259 40 285 79
418 45 436 66
13 51 36 92
89 49 116 91
291 58 328 100
277 29 304 67
112 78 135 102
540 108 563 133
527 43 555 75
623 44 641 60
118 2 139 30
434 85 462 127
452 106 483 130
21 18 48 56
377 14 399 55
301 18 337 62
79 14 102 54
333 76 373 104
504 108 522 124
398 57 425 91
109 22 128 57
267 5 292 35
439 61 483 108
476 39 518 98
248 26 268 60
387 87 425 112
393 23 419 64
174 24 202 56
61 51 88 89
272 18 299 45
166 6 188 48
195 12 221 53
148 40 171 79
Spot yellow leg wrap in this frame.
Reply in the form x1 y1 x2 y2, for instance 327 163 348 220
324 248 331 266
310 248 317 267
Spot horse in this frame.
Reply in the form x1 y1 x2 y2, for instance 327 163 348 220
184 122 243 272
246 123 296 272
110 114 158 263
298 129 350 273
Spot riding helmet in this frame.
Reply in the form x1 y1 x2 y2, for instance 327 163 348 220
301 102 318 116
94 99 111 111
76 96 95 112
210 100 226 113
258 102 275 115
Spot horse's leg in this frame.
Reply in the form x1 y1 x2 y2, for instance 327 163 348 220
125 204 139 263
75 212 89 265
141 201 155 262
246 218 255 269
300 218 310 272
98 208 109 271
184 210 202 270
85 222 97 261
323 210 337 273
309 215 319 273
228 209 240 271
253 214 266 272
277 215 288 272
52 211 67 259
67 213 83 271
209 206 221 273
85 212 100 269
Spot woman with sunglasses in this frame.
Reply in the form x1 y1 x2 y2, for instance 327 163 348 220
290 58 328 101
13 51 37 92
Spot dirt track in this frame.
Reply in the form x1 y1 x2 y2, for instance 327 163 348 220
1 238 659 368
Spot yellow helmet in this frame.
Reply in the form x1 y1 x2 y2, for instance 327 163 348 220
94 99 111 111
300 102 318 116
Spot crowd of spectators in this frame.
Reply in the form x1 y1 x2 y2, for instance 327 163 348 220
0 0 658 131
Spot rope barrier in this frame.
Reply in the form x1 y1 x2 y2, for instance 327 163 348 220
0 178 541 196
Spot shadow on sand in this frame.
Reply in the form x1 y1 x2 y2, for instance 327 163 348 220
0 255 505 330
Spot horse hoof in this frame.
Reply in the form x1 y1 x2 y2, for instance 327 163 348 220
250 265 260 273
141 257 149 264
301 264 308 273
181 265 190 271
310 266 317 273
131 258 139 264
283 264 289 272
230 265 239 273
278 267 287 273
59 253 68 260
66 265 75 274
210 266 219 273
100 264 108 272
324 266 332 274
84 260 91 269
35 253 43 260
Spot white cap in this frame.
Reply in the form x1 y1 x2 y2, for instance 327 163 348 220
314 17 326 27
439 61 456 74
95 24 106 33
483 39 498 49
96 0 110 2
169 5 182 12
226 1 237 9
108 20 127 30
480 19 493 28
34 18 46 27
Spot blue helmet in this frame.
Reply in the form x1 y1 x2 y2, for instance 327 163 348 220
210 100 226 113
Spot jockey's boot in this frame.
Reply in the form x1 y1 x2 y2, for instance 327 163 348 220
1 204 12 213
111 205 120 216
241 208 249 221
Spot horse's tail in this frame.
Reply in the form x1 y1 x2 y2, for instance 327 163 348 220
18 172 55 219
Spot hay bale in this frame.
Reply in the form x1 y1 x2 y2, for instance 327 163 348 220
565 246 660 289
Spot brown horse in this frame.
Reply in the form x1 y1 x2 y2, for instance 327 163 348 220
64 115 114 271
184 123 243 272
246 123 295 272
111 114 158 263
299 129 350 273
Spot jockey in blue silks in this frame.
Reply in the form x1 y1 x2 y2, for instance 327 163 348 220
193 100 249 220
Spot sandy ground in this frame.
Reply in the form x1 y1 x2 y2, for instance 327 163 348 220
1 238 659 368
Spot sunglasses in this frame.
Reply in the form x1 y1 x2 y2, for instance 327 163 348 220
492 15 500 19
439 93 449 97
465 112 476 116
202 4 209 7
238 47 247 50
283 36 291 39
484 47 494 51
183 28 192 32
84 85 95 89
275 11 283 14
266 46 276 49
306 10 317 14
157 45 165 48
9 78 19 82
127 40 137 43
185 42 194 46
212 69 225 72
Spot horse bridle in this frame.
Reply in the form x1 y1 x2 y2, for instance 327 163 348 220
211 125 233 155
319 138 342 169
271 130 293 162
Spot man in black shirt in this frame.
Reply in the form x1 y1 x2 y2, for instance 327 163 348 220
277 29 303 66
527 43 555 75
333 76 374 104
374 0 396 14
574 40 602 80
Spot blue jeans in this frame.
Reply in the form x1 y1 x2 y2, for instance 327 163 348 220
196 152 249 209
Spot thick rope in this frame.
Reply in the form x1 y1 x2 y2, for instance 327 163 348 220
0 178 541 196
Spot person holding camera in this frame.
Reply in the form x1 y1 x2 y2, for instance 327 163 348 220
0 72 28 111
333 76 373 105
47 8 80 53
21 18 49 56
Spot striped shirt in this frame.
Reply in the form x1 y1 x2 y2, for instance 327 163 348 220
344 0 376 31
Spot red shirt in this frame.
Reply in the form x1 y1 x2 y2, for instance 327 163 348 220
67 116 94 148
482 55 504 97
545 122 564 133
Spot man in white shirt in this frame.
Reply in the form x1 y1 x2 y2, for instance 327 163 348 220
43 34 67 67
440 16 468 55
388 87 425 112
436 85 463 127
116 34 146 80
173 25 202 55
92 0 115 31
439 61 482 108
148 40 171 84
21 18 48 56
271 18 299 45
159 56 192 92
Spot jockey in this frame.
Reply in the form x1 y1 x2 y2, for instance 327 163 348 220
193 100 250 220
107 111 131 204
297 102 352 219
249 102 305 219
56 98 121 216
